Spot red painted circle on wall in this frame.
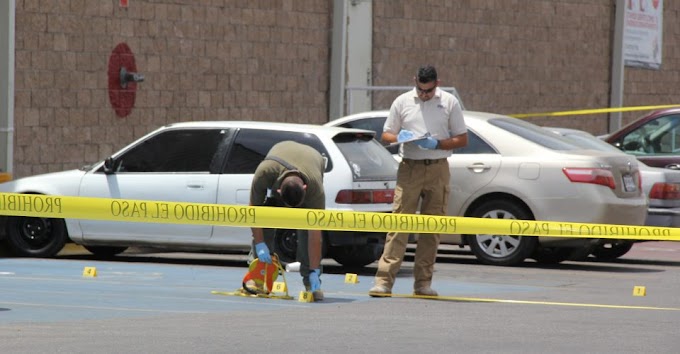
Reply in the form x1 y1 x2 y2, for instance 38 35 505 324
108 43 138 118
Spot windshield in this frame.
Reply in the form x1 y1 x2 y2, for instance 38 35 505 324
334 133 398 181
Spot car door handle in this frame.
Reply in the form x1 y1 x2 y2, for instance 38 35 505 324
665 164 680 170
466 163 491 172
187 184 205 189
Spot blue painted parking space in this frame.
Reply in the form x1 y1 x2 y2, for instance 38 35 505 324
0 258 540 324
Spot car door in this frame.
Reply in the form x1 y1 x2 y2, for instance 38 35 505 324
211 128 331 246
78 128 227 243
614 113 680 169
447 129 502 216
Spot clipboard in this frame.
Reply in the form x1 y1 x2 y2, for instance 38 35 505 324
387 135 429 147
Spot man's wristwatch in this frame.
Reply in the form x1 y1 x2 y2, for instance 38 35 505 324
435 140 441 149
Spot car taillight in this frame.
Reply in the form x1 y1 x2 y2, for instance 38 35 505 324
335 189 394 204
648 183 680 200
562 168 616 189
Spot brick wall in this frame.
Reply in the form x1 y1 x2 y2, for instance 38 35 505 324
372 0 680 133
13 0 331 177
12 0 680 178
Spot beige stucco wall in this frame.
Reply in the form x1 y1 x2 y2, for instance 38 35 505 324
11 0 680 178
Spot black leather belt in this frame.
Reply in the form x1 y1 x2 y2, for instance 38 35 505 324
403 158 447 165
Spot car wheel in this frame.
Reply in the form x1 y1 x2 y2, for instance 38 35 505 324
265 229 298 265
531 246 572 264
5 216 68 257
83 245 128 258
330 245 382 268
465 200 537 266
591 241 634 261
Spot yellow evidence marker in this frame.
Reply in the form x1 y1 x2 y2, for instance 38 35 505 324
633 286 647 297
272 281 287 293
298 291 314 302
82 266 97 277
344 273 359 284
210 254 294 300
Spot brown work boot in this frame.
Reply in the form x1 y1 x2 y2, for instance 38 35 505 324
368 284 392 297
414 287 438 297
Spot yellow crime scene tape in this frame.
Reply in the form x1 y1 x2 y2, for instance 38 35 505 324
0 192 679 241
508 104 680 119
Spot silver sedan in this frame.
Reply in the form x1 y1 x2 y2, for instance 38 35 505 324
326 110 649 266
546 126 680 259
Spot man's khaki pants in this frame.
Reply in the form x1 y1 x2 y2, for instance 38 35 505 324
374 158 450 290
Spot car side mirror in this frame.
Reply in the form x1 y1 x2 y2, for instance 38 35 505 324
103 157 116 174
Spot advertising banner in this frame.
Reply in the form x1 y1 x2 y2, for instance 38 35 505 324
623 0 663 69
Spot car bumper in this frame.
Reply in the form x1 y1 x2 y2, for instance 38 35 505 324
646 207 680 227
532 196 647 247
325 230 385 247
534 197 648 226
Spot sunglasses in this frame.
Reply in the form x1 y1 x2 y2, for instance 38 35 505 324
416 85 436 94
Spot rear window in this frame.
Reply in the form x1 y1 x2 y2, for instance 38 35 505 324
561 133 623 153
334 133 398 181
335 116 397 154
489 118 580 151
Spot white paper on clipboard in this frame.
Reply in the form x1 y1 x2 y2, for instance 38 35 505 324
387 135 429 147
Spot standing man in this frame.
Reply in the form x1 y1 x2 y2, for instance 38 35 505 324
250 141 326 301
369 65 468 297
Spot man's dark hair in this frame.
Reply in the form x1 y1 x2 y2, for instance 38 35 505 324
417 65 438 84
280 175 306 207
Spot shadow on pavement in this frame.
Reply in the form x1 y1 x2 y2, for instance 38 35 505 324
57 252 250 269
46 242 679 276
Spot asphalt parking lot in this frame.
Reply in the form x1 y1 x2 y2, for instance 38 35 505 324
1 242 679 353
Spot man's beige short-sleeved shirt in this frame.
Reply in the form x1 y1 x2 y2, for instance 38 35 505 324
384 88 466 160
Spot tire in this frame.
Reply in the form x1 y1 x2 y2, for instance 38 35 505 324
465 200 537 266
591 241 634 261
531 246 572 264
4 216 68 257
265 229 298 265
83 245 128 258
330 245 382 268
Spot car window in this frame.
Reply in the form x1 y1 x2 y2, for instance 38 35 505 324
620 115 680 155
336 117 385 138
561 133 623 153
489 118 580 151
223 129 332 174
335 116 399 154
112 129 227 173
333 133 399 180
451 129 497 154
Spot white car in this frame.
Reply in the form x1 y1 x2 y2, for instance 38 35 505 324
326 110 649 266
0 121 398 267
546 126 680 259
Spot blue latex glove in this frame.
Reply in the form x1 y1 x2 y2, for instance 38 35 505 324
397 129 415 143
414 136 438 150
309 269 322 292
255 242 272 264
